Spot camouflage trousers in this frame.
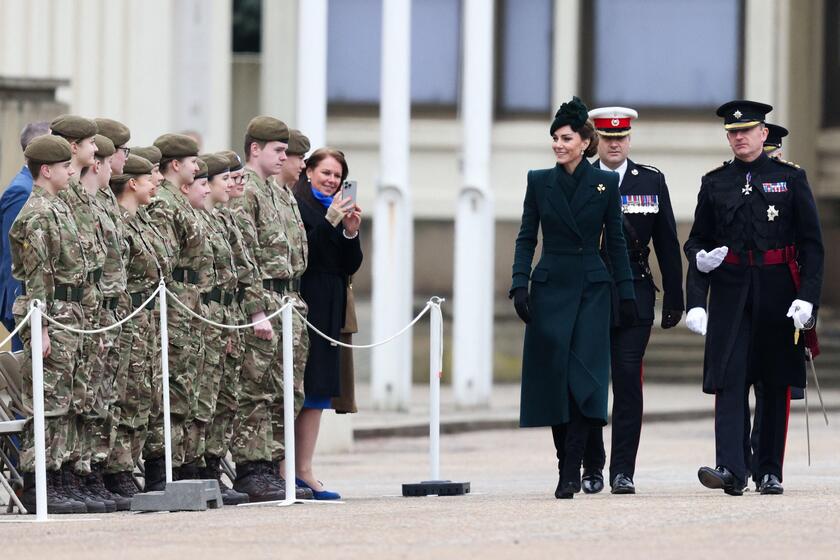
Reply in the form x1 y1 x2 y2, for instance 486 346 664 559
205 304 243 461
229 290 306 464
69 302 129 475
15 299 83 473
106 304 156 474
184 300 228 467
269 291 308 461
144 284 202 467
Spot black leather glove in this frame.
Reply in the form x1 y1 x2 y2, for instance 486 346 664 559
618 299 637 327
661 308 683 329
512 287 531 324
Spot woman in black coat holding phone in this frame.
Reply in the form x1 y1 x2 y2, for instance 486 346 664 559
292 148 363 500
510 97 636 499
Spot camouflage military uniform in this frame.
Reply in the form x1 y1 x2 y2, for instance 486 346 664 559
227 169 307 465
204 206 261 462
106 206 162 474
57 178 106 474
183 208 238 467
10 186 88 473
146 179 214 467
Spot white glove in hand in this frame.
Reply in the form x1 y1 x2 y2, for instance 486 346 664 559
695 246 729 273
786 299 813 329
686 307 708 336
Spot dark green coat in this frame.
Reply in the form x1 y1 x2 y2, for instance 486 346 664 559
511 160 635 427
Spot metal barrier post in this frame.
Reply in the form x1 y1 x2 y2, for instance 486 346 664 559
158 283 173 483
30 301 48 521
282 301 297 503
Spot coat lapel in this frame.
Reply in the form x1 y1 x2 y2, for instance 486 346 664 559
569 163 599 216
544 166 582 240
620 159 640 194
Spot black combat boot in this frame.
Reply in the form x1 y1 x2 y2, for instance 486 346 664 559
270 460 314 500
143 457 166 492
233 461 285 502
204 456 249 505
61 464 111 513
178 461 201 480
104 471 140 498
20 471 85 514
86 464 131 511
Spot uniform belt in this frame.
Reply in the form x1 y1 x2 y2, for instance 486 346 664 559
202 287 236 306
130 291 157 311
87 268 103 284
54 284 84 303
172 267 200 284
723 245 796 267
101 296 119 310
263 278 301 294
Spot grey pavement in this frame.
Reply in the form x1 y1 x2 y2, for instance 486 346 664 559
3 416 840 559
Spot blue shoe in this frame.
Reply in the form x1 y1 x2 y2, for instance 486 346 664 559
295 477 341 500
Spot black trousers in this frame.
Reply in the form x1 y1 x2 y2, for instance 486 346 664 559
581 324 651 481
747 382 794 482
716 308 790 484
551 398 596 487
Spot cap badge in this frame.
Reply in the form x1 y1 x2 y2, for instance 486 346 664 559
733 110 743 119
767 205 779 221
611 118 620 126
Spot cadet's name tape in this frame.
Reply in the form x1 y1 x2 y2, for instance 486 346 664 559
762 181 788 193
621 194 659 214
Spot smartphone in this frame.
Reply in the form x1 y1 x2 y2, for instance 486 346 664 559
341 180 358 205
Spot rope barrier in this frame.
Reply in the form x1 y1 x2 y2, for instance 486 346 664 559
37 286 162 335
164 286 294 330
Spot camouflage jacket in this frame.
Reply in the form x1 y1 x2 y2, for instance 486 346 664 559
201 209 238 292
216 206 262 316
10 185 88 305
120 206 162 295
57 178 105 312
146 179 214 293
92 188 128 298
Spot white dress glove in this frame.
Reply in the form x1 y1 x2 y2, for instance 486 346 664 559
686 307 708 336
786 299 813 329
695 246 729 273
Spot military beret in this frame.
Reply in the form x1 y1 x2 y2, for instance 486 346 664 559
50 114 98 140
24 134 73 163
716 100 773 130
122 154 153 176
217 149 243 171
93 118 131 146
194 158 209 180
94 134 116 158
154 133 199 159
199 153 230 178
246 116 290 143
287 129 311 156
130 145 162 165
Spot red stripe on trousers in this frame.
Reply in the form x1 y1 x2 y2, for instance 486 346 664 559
781 387 792 472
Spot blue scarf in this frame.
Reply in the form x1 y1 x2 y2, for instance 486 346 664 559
310 185 334 208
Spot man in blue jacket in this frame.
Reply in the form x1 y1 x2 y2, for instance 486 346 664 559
0 121 50 350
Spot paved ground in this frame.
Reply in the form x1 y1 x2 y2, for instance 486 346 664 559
3 413 840 559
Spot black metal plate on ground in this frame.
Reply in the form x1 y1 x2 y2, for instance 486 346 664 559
402 480 471 497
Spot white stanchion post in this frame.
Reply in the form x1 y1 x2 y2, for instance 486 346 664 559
282 301 296 503
30 301 48 521
158 283 173 484
429 300 442 481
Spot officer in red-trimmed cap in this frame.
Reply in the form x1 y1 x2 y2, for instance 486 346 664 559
578 107 684 496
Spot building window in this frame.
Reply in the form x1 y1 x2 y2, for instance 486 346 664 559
497 0 553 115
327 0 462 110
584 0 743 110
823 0 840 127
232 0 261 53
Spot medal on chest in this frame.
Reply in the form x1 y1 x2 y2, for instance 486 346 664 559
621 195 659 214
767 205 779 221
742 172 752 196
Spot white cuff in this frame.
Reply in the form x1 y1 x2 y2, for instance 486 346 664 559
342 229 359 240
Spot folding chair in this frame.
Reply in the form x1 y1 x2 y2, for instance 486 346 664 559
0 351 28 513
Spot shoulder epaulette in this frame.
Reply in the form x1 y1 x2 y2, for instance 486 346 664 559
705 160 731 175
773 157 801 169
636 163 661 174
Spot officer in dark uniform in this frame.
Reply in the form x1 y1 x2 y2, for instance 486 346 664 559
685 101 824 496
746 122 805 488
579 107 685 495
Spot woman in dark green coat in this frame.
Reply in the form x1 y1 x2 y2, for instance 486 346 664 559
510 97 636 499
